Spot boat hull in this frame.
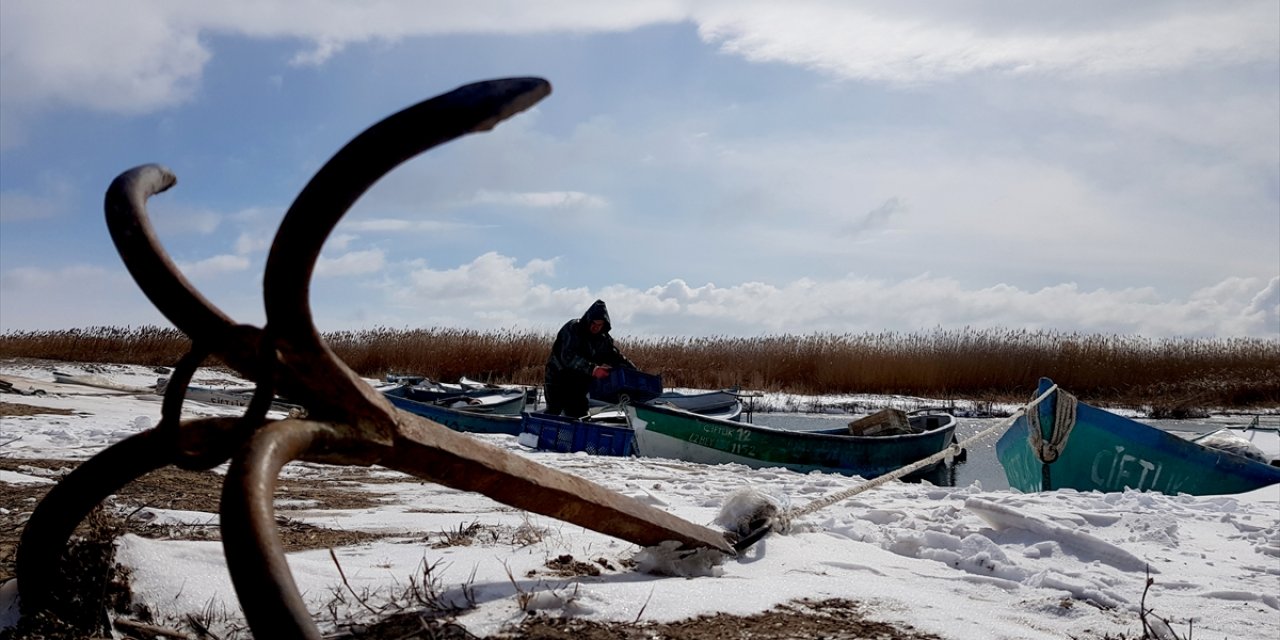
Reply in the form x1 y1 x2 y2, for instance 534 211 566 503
657 390 742 414
590 389 746 421
996 378 1280 496
156 377 302 414
395 384 526 416
382 386 522 435
627 403 957 478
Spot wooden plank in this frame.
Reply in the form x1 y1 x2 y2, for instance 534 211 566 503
848 408 917 436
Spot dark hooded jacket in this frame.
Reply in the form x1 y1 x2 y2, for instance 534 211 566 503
544 300 635 386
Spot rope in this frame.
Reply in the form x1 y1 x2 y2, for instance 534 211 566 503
1026 387 1077 464
772 384 1062 533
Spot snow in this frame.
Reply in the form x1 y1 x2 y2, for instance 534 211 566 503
2 361 1278 639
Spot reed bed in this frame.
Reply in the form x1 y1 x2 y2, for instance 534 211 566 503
1 326 1276 409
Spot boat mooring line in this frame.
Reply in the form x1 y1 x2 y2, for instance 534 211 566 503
735 385 1060 550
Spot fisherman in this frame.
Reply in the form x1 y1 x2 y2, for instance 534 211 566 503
543 299 636 418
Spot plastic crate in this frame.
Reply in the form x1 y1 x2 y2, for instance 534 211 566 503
519 412 635 456
589 368 663 404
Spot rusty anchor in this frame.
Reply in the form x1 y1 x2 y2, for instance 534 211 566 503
15 77 733 639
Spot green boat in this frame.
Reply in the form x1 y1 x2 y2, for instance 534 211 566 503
625 402 958 478
996 378 1280 496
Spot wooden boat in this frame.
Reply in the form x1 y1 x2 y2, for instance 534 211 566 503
2 373 129 397
693 401 743 422
381 384 522 435
996 378 1280 496
431 391 526 415
589 395 743 424
460 376 540 406
459 376 511 391
52 371 154 394
588 389 747 422
154 377 304 414
625 402 958 478
657 389 749 421
384 374 536 409
394 383 526 416
181 385 304 415
383 386 620 438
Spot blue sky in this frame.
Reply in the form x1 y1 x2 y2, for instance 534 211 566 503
1 1 1277 338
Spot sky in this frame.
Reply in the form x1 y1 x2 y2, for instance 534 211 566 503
1 1 1278 339
1 360 1278 639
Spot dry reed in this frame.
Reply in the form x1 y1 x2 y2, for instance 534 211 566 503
1 326 1276 408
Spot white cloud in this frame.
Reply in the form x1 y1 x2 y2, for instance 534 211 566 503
289 37 345 67
4 1 1274 123
0 183 72 222
0 1 210 114
315 249 385 277
342 218 488 233
1218 276 1279 335
234 231 273 256
0 264 167 329
305 250 1280 338
246 2 690 65
400 251 557 303
175 254 251 279
695 1 1279 85
223 206 299 256
0 1 685 121
1245 276 1279 317
4 250 1274 338
327 102 1275 313
148 204 223 236
615 273 1280 338
326 233 358 251
471 189 608 210
709 126 1273 290
1 3 1275 340
1 264 111 289
1058 88 1280 168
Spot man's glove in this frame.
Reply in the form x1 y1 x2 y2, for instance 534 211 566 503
592 365 611 379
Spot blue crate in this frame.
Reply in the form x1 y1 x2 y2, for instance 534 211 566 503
520 412 635 456
589 368 663 404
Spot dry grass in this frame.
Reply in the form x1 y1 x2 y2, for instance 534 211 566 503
1 325 1277 408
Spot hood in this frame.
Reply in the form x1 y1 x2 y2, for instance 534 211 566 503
579 299 612 333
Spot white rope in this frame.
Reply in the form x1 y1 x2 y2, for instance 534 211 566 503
1026 387 1077 464
775 384 1062 531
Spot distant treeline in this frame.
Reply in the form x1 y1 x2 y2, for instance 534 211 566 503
1 325 1277 410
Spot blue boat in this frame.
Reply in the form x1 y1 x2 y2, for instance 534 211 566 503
384 375 535 412
382 384 523 435
589 390 747 424
996 378 1280 496
394 381 524 412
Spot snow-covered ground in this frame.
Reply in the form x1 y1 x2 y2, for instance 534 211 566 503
1 360 1277 639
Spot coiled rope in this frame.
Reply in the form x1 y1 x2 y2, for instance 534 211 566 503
1027 387 1077 464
